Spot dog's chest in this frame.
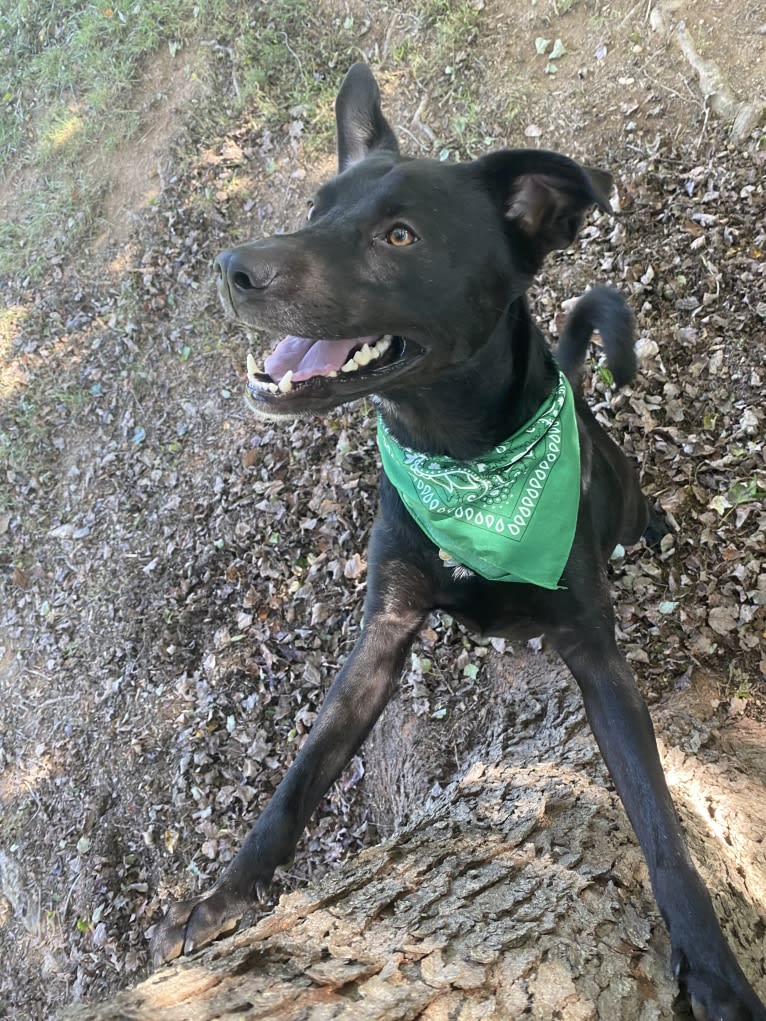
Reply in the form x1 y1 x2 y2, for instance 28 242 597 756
453 610 548 642
435 573 557 642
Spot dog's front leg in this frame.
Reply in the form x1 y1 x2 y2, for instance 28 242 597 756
554 620 766 1021
150 557 428 966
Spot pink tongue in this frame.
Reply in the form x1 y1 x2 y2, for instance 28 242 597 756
264 335 378 382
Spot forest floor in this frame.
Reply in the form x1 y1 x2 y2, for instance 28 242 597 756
0 0 764 1016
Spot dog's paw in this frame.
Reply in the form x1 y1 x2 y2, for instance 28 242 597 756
149 885 251 967
673 946 766 1021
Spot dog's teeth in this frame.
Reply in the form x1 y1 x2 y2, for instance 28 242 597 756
329 371 338 377
354 343 373 367
341 358 358 373
246 352 259 381
248 376 278 393
278 370 294 393
376 336 391 354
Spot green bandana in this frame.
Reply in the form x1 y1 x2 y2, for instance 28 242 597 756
376 372 580 588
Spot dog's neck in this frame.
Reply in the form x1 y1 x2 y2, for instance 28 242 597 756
376 297 559 461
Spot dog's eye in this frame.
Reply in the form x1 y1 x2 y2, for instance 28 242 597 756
385 224 418 247
306 200 315 221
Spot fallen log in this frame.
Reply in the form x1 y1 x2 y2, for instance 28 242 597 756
63 652 766 1020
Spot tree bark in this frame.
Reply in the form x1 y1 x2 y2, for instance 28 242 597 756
63 652 766 1021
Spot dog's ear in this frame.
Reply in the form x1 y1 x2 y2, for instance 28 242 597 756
477 150 613 272
336 63 399 171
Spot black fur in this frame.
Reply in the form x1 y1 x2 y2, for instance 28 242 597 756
151 64 765 1021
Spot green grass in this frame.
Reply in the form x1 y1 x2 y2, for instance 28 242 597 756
0 0 190 163
422 0 481 43
0 0 355 280
551 0 582 15
0 0 196 277
396 0 488 159
0 0 493 280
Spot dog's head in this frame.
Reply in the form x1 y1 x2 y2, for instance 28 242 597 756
216 63 612 419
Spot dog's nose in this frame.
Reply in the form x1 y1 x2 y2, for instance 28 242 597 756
214 248 278 293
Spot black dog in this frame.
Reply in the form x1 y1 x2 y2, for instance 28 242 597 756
152 64 765 1020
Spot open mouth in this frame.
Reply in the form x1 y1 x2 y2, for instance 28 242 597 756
244 333 423 415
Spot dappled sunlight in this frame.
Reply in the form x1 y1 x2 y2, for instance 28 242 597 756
0 304 31 399
139 962 222 1010
467 723 766 912
42 111 85 154
661 735 766 907
0 754 55 801
213 173 254 204
106 246 139 278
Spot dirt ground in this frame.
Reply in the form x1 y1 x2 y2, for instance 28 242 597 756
1 1 764 1018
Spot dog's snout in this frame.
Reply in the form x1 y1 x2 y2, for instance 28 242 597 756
215 248 278 293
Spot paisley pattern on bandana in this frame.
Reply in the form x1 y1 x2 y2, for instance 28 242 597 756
377 372 580 588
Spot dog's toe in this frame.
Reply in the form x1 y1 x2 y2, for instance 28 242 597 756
150 887 247 967
689 990 760 1021
674 946 766 1021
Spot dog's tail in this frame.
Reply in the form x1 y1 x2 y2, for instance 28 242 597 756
556 286 636 390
